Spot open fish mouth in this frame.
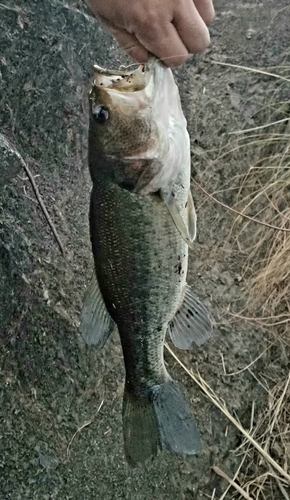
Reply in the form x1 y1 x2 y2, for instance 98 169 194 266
92 56 163 94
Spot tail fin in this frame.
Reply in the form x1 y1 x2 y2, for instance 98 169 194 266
123 380 200 466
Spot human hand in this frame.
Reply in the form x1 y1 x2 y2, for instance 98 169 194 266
84 0 214 67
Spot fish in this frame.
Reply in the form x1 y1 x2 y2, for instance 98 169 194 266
80 56 213 466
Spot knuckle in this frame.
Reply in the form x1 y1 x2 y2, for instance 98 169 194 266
142 10 160 32
129 8 160 34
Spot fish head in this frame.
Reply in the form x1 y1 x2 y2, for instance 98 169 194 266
89 62 152 158
89 57 189 190
89 57 184 153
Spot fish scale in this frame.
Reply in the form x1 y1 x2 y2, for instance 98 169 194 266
90 176 188 383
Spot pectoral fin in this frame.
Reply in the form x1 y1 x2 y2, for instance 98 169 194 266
160 189 196 249
80 273 116 347
187 190 197 242
168 285 213 349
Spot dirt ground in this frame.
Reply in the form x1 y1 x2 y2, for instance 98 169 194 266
0 1 289 499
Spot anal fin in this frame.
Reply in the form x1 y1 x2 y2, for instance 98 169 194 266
80 273 116 347
168 285 213 349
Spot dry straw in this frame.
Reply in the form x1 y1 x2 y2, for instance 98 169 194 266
190 61 290 498
166 344 290 485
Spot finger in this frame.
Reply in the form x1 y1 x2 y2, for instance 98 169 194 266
193 0 215 25
173 0 211 53
135 21 189 67
100 19 149 64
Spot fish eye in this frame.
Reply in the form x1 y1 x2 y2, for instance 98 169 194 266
92 105 110 124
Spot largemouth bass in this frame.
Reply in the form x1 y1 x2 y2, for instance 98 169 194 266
81 57 213 466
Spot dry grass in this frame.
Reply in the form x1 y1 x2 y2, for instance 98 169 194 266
230 76 290 497
234 122 290 323
237 373 290 500
222 65 290 499
166 344 290 499
202 62 290 325
190 62 290 498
